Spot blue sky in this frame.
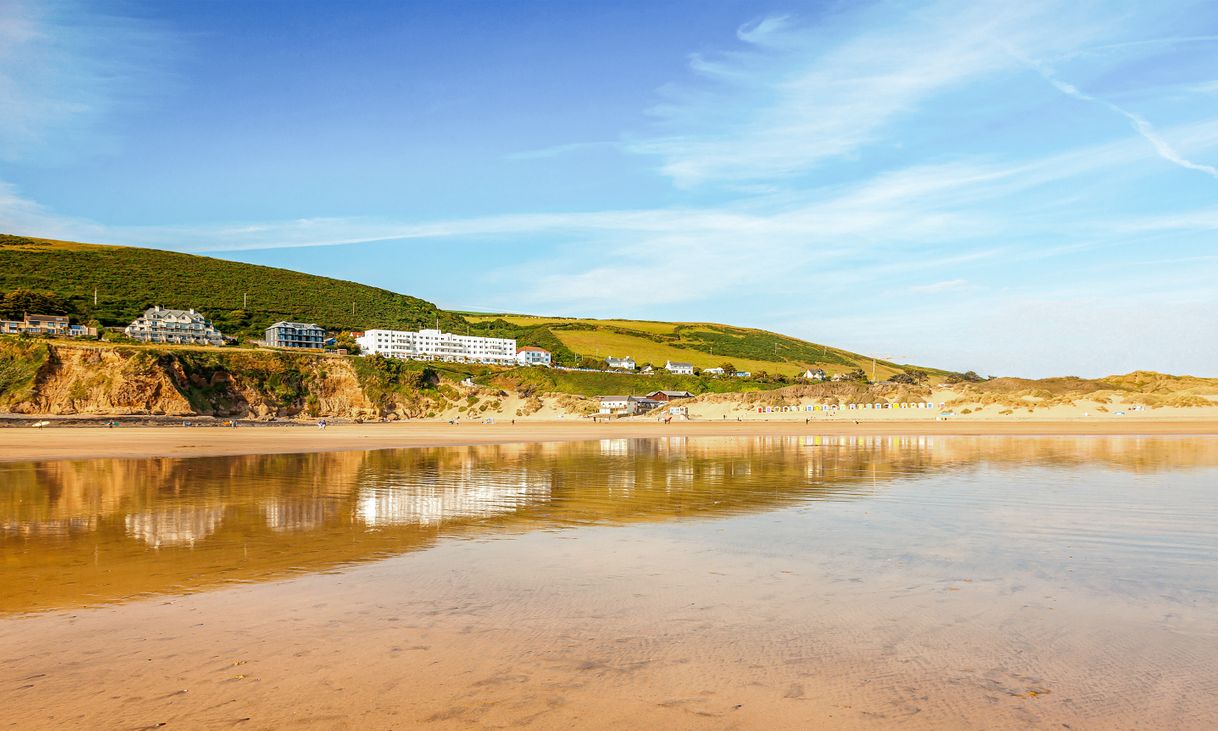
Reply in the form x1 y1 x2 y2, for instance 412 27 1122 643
2 0 1217 377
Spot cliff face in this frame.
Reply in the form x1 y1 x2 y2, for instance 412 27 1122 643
0 342 388 418
21 345 195 415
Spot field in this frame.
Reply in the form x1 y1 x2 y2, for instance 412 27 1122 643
549 329 801 376
464 314 681 335
467 313 913 379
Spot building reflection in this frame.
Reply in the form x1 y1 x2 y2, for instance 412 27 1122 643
355 468 553 527
125 505 227 548
263 499 338 533
3 435 1218 612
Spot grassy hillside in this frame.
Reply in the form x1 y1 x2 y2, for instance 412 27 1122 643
0 234 463 338
486 365 784 398
462 313 935 379
0 233 950 382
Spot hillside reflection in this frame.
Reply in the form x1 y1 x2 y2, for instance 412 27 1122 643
2 435 1216 613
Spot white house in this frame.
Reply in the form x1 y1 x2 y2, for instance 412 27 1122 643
702 367 726 376
799 368 827 381
734 371 751 378
516 346 551 367
605 356 636 371
599 395 630 414
356 328 516 365
125 306 225 346
598 395 662 415
665 360 694 375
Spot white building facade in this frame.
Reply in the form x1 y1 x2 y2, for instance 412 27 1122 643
665 360 694 375
125 306 225 346
606 356 636 370
516 346 551 366
598 395 663 415
356 328 516 365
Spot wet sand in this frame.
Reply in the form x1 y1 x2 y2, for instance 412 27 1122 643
2 417 1217 462
3 436 1217 728
4 513 1216 729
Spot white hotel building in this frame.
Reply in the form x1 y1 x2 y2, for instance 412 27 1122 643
356 328 517 365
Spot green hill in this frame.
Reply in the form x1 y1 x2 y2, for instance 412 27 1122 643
0 234 462 337
459 313 939 379
0 233 949 381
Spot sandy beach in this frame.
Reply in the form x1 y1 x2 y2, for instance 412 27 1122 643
2 416 1217 462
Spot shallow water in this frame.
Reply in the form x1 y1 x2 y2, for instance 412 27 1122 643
2 435 1218 728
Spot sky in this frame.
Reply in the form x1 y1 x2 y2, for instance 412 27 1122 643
2 0 1217 378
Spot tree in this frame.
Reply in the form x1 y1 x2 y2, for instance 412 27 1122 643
945 370 986 384
335 332 361 355
0 289 70 320
719 362 737 374
840 368 869 383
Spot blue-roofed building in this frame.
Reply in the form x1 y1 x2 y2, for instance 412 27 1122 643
266 321 326 349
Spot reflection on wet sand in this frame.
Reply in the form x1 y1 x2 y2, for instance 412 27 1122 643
3 436 1218 613
2 436 1218 728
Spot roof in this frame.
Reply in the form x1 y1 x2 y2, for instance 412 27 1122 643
517 346 549 353
648 390 693 398
141 306 205 320
667 361 693 368
268 321 322 329
599 395 629 401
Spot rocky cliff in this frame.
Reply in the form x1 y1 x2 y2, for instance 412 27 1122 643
0 341 428 418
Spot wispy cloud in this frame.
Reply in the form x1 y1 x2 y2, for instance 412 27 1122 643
626 1 1112 187
504 140 619 161
1021 56 1218 180
911 279 970 294
0 0 176 163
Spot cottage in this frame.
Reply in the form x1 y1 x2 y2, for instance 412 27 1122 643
125 306 225 346
799 368 827 381
665 360 694 375
645 390 693 402
265 321 326 349
516 346 552 367
605 356 636 371
1 314 95 338
702 367 726 376
733 371 751 378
